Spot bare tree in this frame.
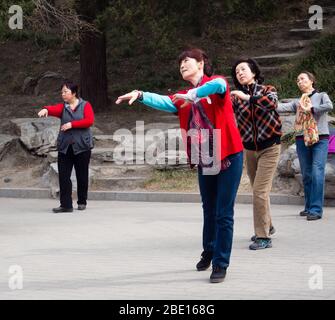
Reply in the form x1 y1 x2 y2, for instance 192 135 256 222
28 0 109 111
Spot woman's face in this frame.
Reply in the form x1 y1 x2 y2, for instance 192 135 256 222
61 85 76 103
297 73 314 93
235 62 256 86
179 57 204 81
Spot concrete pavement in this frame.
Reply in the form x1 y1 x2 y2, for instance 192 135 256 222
0 198 334 300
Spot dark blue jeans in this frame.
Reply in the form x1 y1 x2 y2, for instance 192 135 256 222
198 151 243 269
296 139 329 217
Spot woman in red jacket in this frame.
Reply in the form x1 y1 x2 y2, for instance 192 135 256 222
38 81 94 213
116 48 243 283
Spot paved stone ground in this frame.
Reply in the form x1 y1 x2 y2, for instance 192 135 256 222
0 198 334 300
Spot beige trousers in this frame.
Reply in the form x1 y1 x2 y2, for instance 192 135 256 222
245 144 281 238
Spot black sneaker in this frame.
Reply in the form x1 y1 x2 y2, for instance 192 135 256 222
196 251 212 271
77 204 86 211
210 266 227 283
250 226 276 242
306 214 322 221
299 210 309 217
52 206 73 213
249 238 272 250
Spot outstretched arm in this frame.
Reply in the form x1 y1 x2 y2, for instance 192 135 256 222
172 78 227 108
277 100 298 113
38 103 64 118
115 90 177 113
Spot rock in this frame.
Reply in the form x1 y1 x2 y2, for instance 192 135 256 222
22 77 38 95
325 154 335 199
130 122 179 134
276 144 335 199
277 145 298 177
291 158 301 174
279 114 296 135
0 134 18 161
42 162 93 198
34 71 64 96
10 118 59 156
4 177 11 183
91 126 104 135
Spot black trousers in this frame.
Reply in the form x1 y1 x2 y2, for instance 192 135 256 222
58 145 91 208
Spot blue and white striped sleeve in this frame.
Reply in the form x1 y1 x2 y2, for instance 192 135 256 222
140 92 177 113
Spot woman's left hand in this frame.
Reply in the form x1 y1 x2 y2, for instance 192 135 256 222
302 101 312 112
61 122 72 131
231 90 250 101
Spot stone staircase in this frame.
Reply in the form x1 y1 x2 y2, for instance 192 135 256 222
66 122 186 192
253 1 335 79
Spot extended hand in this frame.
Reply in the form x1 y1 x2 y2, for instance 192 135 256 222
172 88 211 109
115 90 141 105
231 90 250 101
61 122 72 131
38 109 48 117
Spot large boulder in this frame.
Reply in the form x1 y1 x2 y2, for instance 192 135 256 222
42 162 93 198
10 118 59 156
0 134 18 161
277 144 298 177
325 155 335 199
279 114 296 135
22 72 65 96
277 143 335 199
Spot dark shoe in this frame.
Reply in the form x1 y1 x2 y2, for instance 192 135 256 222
196 251 213 271
210 266 227 283
251 226 276 242
52 206 73 213
306 214 322 221
77 204 86 211
249 238 272 250
299 210 309 217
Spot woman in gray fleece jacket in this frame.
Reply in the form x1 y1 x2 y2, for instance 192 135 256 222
277 71 333 221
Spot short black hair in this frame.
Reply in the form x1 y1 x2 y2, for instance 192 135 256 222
61 81 79 97
231 58 264 90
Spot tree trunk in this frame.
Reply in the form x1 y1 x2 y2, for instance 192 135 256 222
75 0 109 112
79 30 108 111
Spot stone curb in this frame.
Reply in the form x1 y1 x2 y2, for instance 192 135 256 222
1 187 335 206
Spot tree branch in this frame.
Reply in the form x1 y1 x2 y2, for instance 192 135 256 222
27 0 100 41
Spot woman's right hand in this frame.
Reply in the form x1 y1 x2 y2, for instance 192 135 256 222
115 90 142 105
38 109 48 117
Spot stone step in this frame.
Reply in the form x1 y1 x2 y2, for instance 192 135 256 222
323 6 335 15
253 51 306 65
259 66 287 77
90 164 152 177
158 114 179 122
91 146 187 166
269 39 313 53
288 28 323 40
91 147 145 164
130 122 180 134
93 135 119 148
294 17 330 28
